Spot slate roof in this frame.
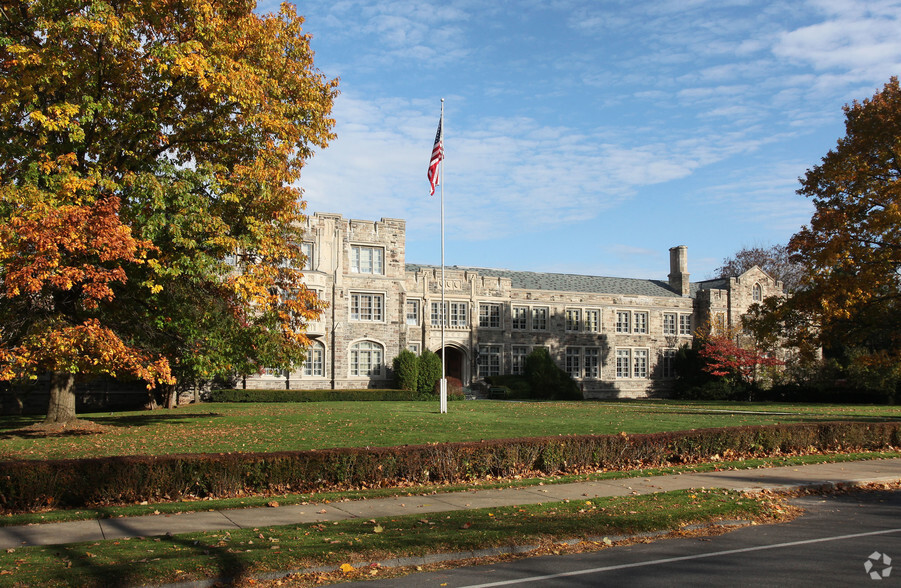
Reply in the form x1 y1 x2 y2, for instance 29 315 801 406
405 264 688 298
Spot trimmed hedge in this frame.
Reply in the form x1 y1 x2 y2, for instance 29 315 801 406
208 389 453 402
0 421 898 513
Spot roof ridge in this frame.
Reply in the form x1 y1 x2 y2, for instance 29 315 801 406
405 263 686 297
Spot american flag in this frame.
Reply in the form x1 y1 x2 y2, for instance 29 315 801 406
428 114 444 196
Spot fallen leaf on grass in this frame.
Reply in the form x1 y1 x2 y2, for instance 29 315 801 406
372 525 384 533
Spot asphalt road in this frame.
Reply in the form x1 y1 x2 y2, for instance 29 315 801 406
345 489 901 587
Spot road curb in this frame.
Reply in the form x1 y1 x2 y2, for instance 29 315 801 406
146 475 901 588
148 518 756 588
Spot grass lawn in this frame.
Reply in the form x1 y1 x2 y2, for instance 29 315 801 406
1 400 899 461
0 488 793 587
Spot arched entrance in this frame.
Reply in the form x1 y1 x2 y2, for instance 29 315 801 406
437 345 468 385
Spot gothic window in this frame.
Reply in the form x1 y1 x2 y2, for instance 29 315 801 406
585 309 600 332
512 306 528 330
303 342 325 377
633 312 648 334
584 348 600 378
478 345 501 377
661 349 676 378
350 292 383 322
406 299 420 325
479 303 502 328
663 313 676 335
350 341 383 376
431 301 468 328
616 349 631 378
616 311 630 333
350 245 384 274
565 347 581 378
633 349 649 378
511 346 529 375
300 242 314 271
679 314 692 336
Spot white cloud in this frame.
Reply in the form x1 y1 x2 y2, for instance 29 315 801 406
300 83 793 248
698 161 817 233
774 19 901 71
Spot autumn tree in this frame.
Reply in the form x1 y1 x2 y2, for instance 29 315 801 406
745 78 901 397
789 78 901 355
0 1 337 422
715 243 805 293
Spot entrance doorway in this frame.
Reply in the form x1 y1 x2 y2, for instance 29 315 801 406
437 346 467 385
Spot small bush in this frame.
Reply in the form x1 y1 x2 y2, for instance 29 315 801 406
486 375 531 398
446 376 464 398
671 380 746 401
524 348 582 400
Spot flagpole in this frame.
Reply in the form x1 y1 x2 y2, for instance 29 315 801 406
439 98 447 414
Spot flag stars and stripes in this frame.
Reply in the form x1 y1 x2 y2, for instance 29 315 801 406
428 114 444 196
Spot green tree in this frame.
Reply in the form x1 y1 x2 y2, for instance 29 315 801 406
417 350 442 395
0 1 338 422
392 349 419 392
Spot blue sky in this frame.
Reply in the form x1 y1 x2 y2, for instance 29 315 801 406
259 0 901 281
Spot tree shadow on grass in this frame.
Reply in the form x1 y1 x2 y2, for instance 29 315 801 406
40 533 253 588
0 412 223 440
90 412 223 429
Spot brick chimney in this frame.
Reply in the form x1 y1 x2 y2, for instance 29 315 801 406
668 246 690 297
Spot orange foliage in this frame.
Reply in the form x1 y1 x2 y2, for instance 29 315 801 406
0 192 151 310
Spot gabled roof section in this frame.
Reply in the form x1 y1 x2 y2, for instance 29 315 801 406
691 278 729 296
406 264 687 298
738 264 777 283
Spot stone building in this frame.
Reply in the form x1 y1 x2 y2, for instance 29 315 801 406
248 213 784 398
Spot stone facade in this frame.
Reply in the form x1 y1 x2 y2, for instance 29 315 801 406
247 213 784 398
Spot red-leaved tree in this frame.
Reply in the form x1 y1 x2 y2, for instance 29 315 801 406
699 336 784 390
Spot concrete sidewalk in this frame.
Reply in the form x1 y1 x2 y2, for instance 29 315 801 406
1 458 898 550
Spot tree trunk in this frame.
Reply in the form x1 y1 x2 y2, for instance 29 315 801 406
165 384 177 409
45 371 77 423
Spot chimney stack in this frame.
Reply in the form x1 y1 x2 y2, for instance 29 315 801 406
668 246 690 297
